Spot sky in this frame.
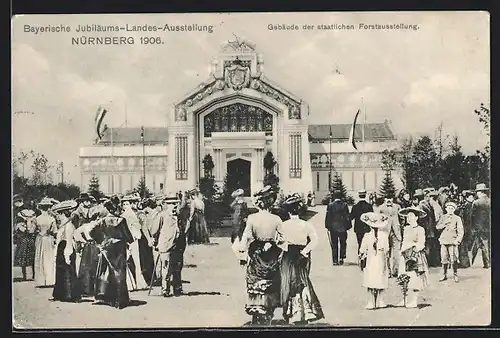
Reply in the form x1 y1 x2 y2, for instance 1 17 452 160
12 12 490 186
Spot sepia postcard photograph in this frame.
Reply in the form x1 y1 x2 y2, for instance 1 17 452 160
11 11 490 329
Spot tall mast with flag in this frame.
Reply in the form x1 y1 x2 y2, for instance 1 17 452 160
348 103 366 190
141 126 146 198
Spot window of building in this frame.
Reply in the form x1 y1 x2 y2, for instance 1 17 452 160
328 171 332 190
316 172 320 191
175 136 188 180
289 134 302 178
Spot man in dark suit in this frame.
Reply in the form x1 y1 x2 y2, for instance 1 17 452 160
325 190 351 265
471 183 490 268
349 190 373 251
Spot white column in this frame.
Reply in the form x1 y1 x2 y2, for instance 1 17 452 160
187 131 195 187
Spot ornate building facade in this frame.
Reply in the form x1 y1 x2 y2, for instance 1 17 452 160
79 41 403 200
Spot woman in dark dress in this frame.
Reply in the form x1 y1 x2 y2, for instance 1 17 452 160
187 189 210 244
85 197 135 309
230 188 249 244
51 200 81 302
238 185 284 325
14 209 37 281
279 195 324 325
74 205 108 297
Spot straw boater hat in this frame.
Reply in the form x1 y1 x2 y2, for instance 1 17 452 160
360 212 389 229
52 200 78 214
399 206 427 219
475 183 489 192
76 193 92 203
37 197 53 208
231 188 244 198
413 189 424 198
121 194 140 203
444 201 458 210
18 209 36 220
358 189 367 197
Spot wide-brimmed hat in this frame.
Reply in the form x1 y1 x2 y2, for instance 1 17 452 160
76 193 92 202
360 212 389 229
37 197 53 207
231 189 244 198
475 183 489 192
52 200 78 214
254 185 274 198
445 201 458 210
438 186 450 194
121 193 140 202
17 209 36 219
413 189 424 198
399 207 427 219
462 190 475 198
284 194 302 206
13 194 23 203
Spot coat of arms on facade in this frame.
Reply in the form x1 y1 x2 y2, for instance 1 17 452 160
224 58 251 91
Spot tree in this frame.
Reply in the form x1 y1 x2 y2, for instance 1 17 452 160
199 154 216 202
330 171 348 200
134 177 151 198
379 171 396 199
474 103 490 137
202 154 215 178
30 151 50 185
441 135 468 189
221 171 240 211
263 151 279 192
473 102 490 185
411 136 440 189
88 174 103 200
380 149 398 172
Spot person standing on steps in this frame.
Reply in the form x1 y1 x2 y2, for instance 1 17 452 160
325 190 351 265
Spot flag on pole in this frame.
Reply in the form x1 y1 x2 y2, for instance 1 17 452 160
95 106 108 140
348 109 361 151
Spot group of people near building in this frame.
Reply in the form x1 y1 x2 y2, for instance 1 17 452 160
13 187 211 308
324 182 490 310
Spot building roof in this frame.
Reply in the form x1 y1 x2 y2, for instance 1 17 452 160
98 127 169 144
308 121 395 141
95 121 395 144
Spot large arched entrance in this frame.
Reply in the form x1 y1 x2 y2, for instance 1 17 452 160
226 158 251 196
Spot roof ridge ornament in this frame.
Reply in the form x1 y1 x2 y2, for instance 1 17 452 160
221 34 256 53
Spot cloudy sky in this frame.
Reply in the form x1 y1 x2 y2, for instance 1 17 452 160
12 12 489 185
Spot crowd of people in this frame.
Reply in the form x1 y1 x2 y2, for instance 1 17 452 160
12 188 211 308
12 180 490 325
324 182 491 309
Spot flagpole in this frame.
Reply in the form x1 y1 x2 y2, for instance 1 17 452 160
329 125 333 192
141 126 146 199
361 97 366 190
111 126 115 194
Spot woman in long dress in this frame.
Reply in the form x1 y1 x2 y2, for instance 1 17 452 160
238 185 283 325
84 197 135 309
51 200 81 302
34 197 57 287
359 197 391 309
397 207 430 308
187 189 210 244
279 195 324 325
73 205 108 297
230 188 249 244
14 209 37 281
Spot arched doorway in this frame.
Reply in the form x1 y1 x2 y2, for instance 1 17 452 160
226 158 251 196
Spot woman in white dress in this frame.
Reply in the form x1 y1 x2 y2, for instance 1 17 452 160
359 197 390 309
34 197 57 287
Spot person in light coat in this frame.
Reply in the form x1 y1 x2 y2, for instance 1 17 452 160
436 201 464 283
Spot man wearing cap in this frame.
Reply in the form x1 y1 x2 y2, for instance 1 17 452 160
458 190 475 268
230 189 249 244
436 201 464 282
381 197 402 277
350 190 373 251
418 189 440 267
470 183 490 268
121 194 148 290
325 190 352 265
154 196 181 297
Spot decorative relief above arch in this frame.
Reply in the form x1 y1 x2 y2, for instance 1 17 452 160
174 45 303 121
203 103 273 137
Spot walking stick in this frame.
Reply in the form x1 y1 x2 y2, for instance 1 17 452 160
148 253 161 296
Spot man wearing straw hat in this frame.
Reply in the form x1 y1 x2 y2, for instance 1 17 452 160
470 183 490 269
